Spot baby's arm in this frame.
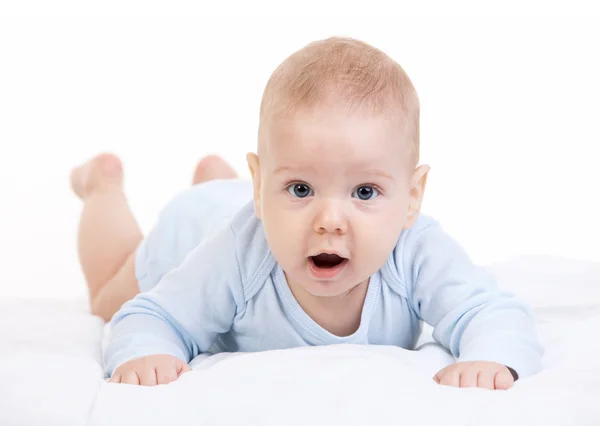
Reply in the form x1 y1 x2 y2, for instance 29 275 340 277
103 224 244 384
399 218 543 387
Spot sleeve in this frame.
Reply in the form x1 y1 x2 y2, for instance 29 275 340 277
103 224 244 376
398 218 544 379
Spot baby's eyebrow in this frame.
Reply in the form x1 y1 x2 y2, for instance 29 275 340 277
360 169 394 181
273 165 394 181
273 165 317 175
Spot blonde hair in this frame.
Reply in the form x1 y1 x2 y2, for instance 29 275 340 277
258 37 420 162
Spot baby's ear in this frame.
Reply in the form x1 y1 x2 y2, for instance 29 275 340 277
246 152 262 220
405 164 430 228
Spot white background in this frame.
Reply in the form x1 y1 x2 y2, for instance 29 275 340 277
0 9 599 299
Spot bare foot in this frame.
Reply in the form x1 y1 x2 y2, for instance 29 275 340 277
192 155 238 185
70 153 123 199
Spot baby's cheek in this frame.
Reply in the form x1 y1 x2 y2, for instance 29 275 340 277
376 220 401 250
358 229 396 271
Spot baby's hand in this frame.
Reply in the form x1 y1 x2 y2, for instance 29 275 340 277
108 354 191 386
433 361 515 390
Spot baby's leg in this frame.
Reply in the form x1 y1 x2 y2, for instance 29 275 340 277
71 153 140 322
71 153 237 322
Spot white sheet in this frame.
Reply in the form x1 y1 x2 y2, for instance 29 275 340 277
1 255 599 426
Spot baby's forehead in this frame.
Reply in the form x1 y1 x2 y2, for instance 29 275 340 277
261 114 412 176
263 108 409 156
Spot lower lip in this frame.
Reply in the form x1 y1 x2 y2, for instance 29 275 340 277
308 258 348 279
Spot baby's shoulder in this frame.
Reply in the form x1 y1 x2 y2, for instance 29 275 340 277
394 213 442 255
378 214 443 294
228 202 277 302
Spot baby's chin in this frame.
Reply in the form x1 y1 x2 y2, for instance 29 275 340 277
282 260 371 298
298 276 368 299
302 285 353 298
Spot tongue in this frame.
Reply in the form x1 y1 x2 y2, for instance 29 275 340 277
312 254 344 268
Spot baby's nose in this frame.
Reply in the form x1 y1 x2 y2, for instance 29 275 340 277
313 200 348 234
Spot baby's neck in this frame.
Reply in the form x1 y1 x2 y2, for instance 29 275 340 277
289 279 370 337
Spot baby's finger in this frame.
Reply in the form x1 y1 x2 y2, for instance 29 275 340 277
459 368 479 388
439 369 460 387
433 366 450 384
108 374 121 384
178 362 192 376
121 370 140 385
477 370 496 390
137 367 158 386
494 368 514 390
157 365 179 385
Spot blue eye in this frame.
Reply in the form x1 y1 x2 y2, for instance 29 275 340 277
352 185 379 200
287 183 313 198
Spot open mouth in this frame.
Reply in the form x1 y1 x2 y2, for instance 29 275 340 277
308 253 348 279
310 253 346 269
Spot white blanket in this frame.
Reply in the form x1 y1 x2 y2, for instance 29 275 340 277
1 255 599 426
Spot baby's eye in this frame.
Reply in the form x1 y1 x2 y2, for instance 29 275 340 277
287 183 313 198
352 185 379 201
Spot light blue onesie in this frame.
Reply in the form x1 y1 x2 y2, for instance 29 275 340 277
104 179 543 378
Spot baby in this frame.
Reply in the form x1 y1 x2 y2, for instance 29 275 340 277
71 37 543 390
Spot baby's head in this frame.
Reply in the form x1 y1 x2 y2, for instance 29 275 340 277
247 37 429 298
